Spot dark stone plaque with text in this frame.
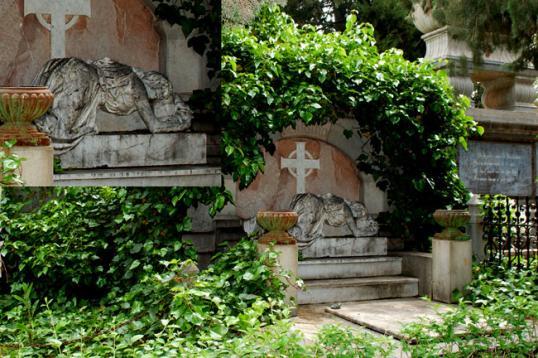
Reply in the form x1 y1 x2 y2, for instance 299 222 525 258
459 141 533 196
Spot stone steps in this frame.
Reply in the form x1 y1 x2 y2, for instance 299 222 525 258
298 276 419 304
298 257 403 280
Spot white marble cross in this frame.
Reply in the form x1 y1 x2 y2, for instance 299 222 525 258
281 142 320 194
24 0 92 59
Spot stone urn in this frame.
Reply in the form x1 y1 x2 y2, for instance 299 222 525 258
410 1 441 34
433 209 471 241
0 87 53 146
256 211 298 245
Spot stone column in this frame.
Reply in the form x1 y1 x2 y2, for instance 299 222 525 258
255 211 299 314
467 193 485 262
432 210 473 303
256 242 298 307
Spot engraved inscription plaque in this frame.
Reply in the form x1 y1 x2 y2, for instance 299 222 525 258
459 141 533 196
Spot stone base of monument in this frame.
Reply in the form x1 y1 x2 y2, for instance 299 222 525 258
53 133 221 186
58 133 206 169
301 237 387 258
13 145 54 186
298 237 419 305
432 238 472 303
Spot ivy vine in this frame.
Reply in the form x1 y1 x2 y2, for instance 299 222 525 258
0 140 23 187
222 6 481 248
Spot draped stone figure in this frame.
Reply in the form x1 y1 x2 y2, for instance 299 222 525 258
33 57 192 153
289 193 379 248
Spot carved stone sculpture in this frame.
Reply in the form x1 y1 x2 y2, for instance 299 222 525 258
33 57 192 153
289 193 378 248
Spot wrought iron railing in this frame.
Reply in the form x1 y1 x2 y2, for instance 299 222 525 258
482 196 538 270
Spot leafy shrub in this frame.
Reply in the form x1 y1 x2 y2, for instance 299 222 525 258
0 187 231 298
222 5 479 248
0 240 289 356
402 262 538 357
310 324 395 358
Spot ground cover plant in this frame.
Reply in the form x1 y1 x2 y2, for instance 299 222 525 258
222 5 480 249
402 260 538 357
0 187 394 357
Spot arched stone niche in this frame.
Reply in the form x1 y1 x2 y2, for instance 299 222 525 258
0 0 209 94
235 125 389 220
278 119 388 215
236 138 361 219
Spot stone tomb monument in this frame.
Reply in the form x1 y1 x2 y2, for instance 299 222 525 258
235 122 418 304
0 0 220 186
410 3 538 198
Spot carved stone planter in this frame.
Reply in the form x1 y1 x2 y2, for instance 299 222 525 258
256 211 298 245
433 209 471 241
0 87 54 186
0 87 53 146
256 211 299 313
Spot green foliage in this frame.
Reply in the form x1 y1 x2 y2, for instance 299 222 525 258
285 0 425 61
223 0 287 26
0 258 394 356
0 240 292 356
430 0 538 69
222 6 479 247
402 262 538 357
0 140 23 186
310 324 395 357
0 187 232 298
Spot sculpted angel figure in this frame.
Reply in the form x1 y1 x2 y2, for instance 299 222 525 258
33 57 192 153
289 193 379 248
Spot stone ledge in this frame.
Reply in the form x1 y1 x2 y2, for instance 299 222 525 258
467 108 538 142
58 133 207 169
54 166 221 186
298 276 418 304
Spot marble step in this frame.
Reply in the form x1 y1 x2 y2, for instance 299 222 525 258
298 276 419 304
298 257 402 280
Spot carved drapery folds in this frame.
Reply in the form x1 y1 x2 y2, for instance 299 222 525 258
33 57 192 153
289 193 379 248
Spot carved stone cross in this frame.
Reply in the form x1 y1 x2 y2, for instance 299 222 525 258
281 142 320 194
24 0 91 59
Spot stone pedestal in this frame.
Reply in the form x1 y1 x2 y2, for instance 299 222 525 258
257 242 298 311
432 238 472 303
13 145 54 186
255 211 299 313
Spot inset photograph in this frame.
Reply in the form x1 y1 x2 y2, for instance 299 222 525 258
0 0 220 186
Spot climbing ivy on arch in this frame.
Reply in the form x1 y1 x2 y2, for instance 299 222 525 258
221 6 481 248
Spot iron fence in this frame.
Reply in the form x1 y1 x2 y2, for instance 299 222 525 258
482 196 538 270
